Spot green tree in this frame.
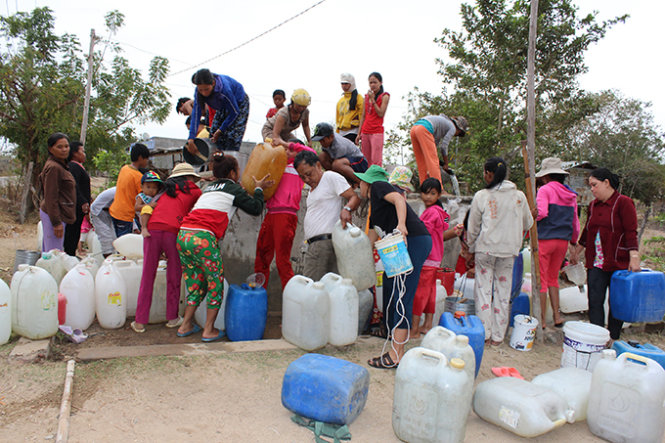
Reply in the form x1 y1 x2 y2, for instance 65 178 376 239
569 90 665 204
386 0 626 193
0 7 170 186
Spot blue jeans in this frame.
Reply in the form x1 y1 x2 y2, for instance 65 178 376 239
112 217 134 238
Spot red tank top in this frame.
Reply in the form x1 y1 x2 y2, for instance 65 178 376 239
361 92 389 134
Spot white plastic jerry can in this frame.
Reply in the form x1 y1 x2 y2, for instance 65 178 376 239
331 221 376 291
59 264 95 330
10 265 59 339
587 350 665 443
433 279 447 326
472 377 573 438
0 278 11 345
112 233 144 259
532 367 592 422
393 348 473 443
421 327 476 382
95 259 127 329
282 275 329 351
326 277 359 347
113 259 142 317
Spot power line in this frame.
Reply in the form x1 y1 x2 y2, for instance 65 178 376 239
169 0 328 77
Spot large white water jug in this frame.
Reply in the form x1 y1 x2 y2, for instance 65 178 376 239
331 221 376 291
0 278 11 345
112 233 143 259
320 273 358 346
433 279 446 326
587 350 665 443
282 275 329 350
59 264 95 330
80 256 100 279
421 327 475 381
194 278 229 330
532 367 592 422
393 348 473 443
35 250 67 285
561 321 609 371
95 259 127 329
10 265 58 339
86 231 104 267
473 377 572 437
148 260 170 323
358 289 373 335
61 254 79 273
113 259 142 317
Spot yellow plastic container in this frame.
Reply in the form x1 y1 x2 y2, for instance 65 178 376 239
240 142 287 200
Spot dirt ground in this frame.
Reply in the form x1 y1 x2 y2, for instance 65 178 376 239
2 214 665 442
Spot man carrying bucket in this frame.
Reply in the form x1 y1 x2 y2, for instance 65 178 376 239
293 150 361 281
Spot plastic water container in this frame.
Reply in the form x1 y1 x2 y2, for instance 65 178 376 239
112 233 144 259
509 292 530 327
473 377 572 438
511 252 524 296
148 260 170 324
0 278 11 345
240 142 287 200
393 348 473 443
421 327 476 381
563 263 586 286
510 314 539 352
561 321 609 371
35 250 67 285
331 221 375 291
194 278 229 330
532 367 593 422
59 264 95 330
453 275 474 301
375 232 413 277
10 265 59 339
113 259 142 317
224 283 268 341
610 269 665 322
95 259 127 329
439 311 484 377
320 273 359 346
61 254 79 273
282 276 329 350
86 231 104 267
358 289 373 336
80 256 100 280
612 340 665 371
559 285 588 313
588 350 665 443
433 280 447 327
522 247 532 274
282 353 369 425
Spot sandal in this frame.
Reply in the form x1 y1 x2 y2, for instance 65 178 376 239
166 316 184 328
130 321 145 333
368 352 398 369
369 324 388 339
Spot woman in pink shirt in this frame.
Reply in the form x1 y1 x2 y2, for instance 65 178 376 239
356 72 390 166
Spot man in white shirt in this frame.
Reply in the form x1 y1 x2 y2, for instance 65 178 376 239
294 150 360 281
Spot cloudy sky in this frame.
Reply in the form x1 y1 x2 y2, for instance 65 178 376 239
6 0 664 145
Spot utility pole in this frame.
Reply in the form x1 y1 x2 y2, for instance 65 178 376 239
526 0 543 342
80 29 96 144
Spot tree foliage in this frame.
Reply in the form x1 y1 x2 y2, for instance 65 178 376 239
0 7 170 177
386 0 627 193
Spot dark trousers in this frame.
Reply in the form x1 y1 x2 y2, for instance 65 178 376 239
64 212 84 257
112 216 134 238
588 267 623 339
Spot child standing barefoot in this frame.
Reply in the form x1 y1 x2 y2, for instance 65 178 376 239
412 178 462 336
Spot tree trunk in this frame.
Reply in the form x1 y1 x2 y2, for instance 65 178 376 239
638 203 651 246
19 161 34 224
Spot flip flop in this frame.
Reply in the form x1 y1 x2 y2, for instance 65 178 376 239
201 329 225 342
491 366 524 379
176 324 202 337
368 352 398 369
554 322 564 328
130 321 145 333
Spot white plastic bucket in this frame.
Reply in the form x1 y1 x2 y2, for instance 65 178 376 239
374 233 412 277
510 314 538 351
561 321 609 371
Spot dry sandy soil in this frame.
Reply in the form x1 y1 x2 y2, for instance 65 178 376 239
2 213 665 442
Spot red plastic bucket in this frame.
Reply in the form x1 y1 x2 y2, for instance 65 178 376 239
436 267 455 296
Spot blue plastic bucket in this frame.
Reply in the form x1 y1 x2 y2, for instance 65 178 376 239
375 233 412 277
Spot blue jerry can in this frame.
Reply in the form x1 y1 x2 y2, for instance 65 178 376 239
510 292 531 327
224 283 268 341
610 269 665 322
281 353 370 425
612 340 665 371
439 311 485 377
